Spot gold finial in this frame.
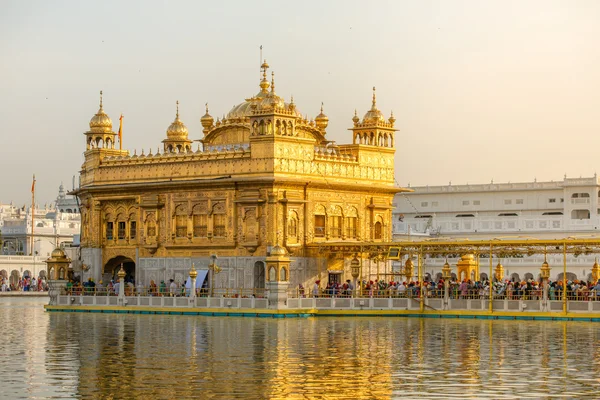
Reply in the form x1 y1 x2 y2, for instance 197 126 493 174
372 86 377 109
205 102 209 113
320 102 324 113
259 59 270 92
99 90 103 109
290 95 294 104
271 71 275 93
176 100 180 119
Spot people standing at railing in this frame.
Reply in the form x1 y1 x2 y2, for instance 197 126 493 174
298 283 305 298
312 280 320 297
169 279 176 297
159 280 166 296
149 280 157 296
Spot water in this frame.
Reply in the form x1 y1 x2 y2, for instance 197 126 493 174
1 298 600 399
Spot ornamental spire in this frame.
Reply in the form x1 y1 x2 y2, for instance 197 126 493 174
260 59 270 93
99 90 103 110
371 86 377 110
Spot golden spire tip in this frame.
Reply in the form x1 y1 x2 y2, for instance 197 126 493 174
320 102 324 113
372 86 377 108
99 90 103 108
205 102 209 113
176 100 179 118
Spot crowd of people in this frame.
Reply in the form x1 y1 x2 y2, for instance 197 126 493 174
305 278 600 301
64 277 207 297
0 276 48 292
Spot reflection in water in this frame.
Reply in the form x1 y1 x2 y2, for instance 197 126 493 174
2 298 600 398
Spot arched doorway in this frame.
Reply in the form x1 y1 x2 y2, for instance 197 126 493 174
0 270 7 280
434 272 443 282
254 261 265 289
510 273 520 283
10 270 20 287
524 273 534 282
38 270 46 280
480 273 488 282
556 272 577 282
105 256 136 283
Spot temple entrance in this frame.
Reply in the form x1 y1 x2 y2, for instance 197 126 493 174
105 256 136 283
328 272 342 286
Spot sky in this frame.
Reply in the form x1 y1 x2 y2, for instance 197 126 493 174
1 0 599 206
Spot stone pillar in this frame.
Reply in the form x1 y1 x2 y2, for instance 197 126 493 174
540 256 551 312
189 263 197 306
441 260 452 311
48 280 67 306
266 281 290 308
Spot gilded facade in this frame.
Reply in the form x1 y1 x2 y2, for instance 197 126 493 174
76 61 407 289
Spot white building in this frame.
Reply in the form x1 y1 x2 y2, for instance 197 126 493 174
393 175 600 282
1 183 80 257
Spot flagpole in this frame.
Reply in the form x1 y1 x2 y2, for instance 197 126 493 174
119 114 123 150
31 174 35 255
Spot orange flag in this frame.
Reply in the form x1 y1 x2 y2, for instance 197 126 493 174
31 174 36 193
118 114 123 150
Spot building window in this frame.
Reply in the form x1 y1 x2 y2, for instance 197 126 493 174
288 218 297 238
421 202 428 207
345 217 357 239
314 215 325 237
462 200 470 206
193 214 208 237
561 198 564 203
330 216 342 238
106 222 113 240
549 198 556 203
504 199 512 205
176 215 187 237
432 201 439 207
213 214 226 237
516 199 523 204
374 221 382 240
130 221 136 240
473 200 480 206
118 222 126 240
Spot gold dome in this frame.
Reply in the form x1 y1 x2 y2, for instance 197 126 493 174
315 102 329 130
362 87 385 124
352 109 360 125
89 91 113 133
226 64 300 120
200 103 214 130
51 247 66 259
270 244 287 256
166 101 189 139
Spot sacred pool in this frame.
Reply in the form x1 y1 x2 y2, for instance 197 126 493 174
2 297 599 399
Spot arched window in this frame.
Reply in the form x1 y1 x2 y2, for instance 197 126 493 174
330 206 343 239
146 216 156 237
254 261 265 289
280 267 287 281
269 266 276 282
288 212 298 240
374 221 382 240
212 202 226 237
193 204 208 238
345 207 358 239
174 205 187 237
314 205 326 238
571 209 590 219
105 213 114 240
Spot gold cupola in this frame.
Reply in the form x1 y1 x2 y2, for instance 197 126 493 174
162 101 192 153
89 90 113 133
388 110 396 127
200 103 214 134
362 87 385 124
352 109 360 125
85 90 117 150
315 102 329 131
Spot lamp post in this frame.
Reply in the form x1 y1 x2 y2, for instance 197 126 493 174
540 253 551 309
350 255 360 297
117 263 126 304
441 259 452 310
189 263 197 299
209 254 221 297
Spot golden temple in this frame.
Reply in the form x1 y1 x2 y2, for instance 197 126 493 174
75 59 407 289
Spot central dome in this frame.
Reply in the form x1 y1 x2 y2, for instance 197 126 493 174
89 91 112 133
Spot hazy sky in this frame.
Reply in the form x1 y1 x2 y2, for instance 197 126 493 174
1 0 599 206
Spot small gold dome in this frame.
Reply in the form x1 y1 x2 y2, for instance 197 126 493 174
166 101 189 139
200 103 214 130
352 109 360 124
89 91 113 132
362 87 385 124
388 111 396 126
315 102 329 130
443 261 450 268
51 248 66 259
270 244 287 256
461 254 475 261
